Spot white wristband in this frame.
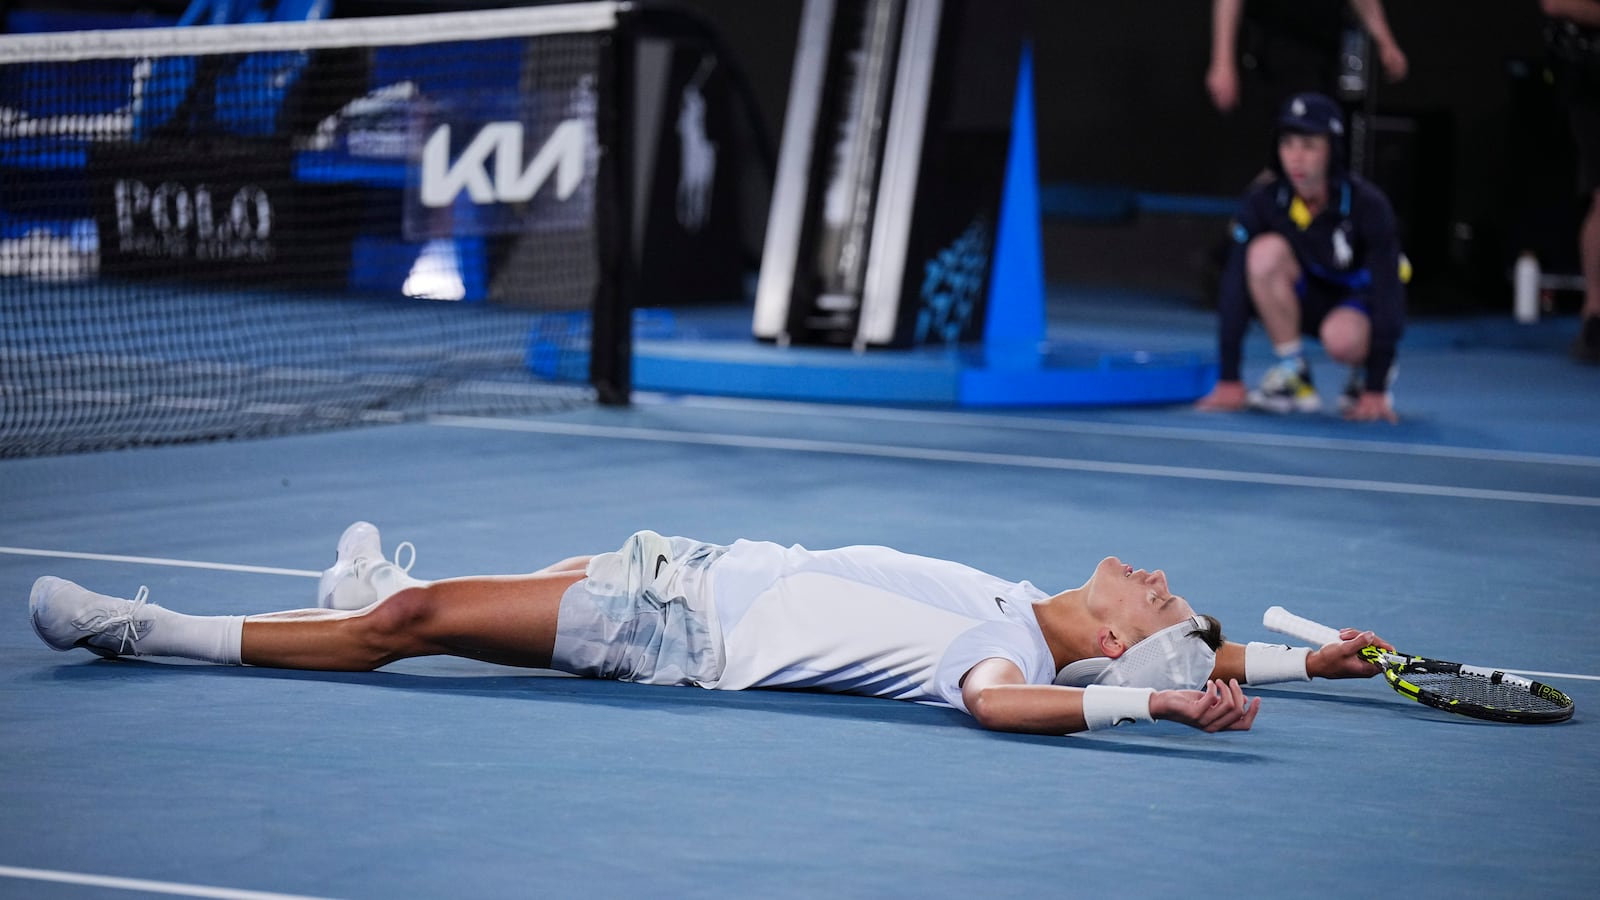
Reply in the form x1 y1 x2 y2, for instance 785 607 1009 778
1080 685 1155 730
1244 642 1312 684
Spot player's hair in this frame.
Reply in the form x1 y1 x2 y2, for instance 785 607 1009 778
1189 613 1224 651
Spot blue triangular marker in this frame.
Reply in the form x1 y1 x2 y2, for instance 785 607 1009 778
983 41 1046 367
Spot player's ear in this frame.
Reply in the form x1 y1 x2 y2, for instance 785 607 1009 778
1097 626 1128 659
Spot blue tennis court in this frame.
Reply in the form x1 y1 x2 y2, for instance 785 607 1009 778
3 289 1598 899
4 2 1598 897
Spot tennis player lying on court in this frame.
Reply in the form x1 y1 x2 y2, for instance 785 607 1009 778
29 525 1391 735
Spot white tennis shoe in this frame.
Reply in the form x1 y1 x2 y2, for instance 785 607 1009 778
317 521 418 610
31 576 154 659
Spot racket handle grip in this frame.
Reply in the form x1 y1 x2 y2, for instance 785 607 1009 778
1263 606 1344 647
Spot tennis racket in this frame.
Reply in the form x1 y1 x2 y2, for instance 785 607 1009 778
1263 606 1574 725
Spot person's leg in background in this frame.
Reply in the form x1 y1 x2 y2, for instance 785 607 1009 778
1574 186 1600 362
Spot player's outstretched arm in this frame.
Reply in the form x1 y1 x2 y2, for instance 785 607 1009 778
961 658 1258 735
1212 629 1397 684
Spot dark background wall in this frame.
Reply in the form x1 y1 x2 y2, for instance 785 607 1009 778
662 0 1561 310
7 0 1571 310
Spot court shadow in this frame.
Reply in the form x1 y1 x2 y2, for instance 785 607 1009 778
35 657 971 728
35 657 1273 756
973 728 1270 762
1244 685 1399 709
1246 684 1546 727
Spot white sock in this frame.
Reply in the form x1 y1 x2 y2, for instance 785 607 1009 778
138 606 244 665
368 561 428 603
1272 340 1304 363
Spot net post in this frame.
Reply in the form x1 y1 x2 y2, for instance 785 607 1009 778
591 2 636 406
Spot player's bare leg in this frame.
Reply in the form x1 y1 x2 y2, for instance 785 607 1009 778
241 572 583 671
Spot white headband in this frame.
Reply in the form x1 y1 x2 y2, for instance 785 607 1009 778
1053 615 1217 691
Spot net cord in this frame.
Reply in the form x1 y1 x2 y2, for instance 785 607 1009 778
0 2 625 64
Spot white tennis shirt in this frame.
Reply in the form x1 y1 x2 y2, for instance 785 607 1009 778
703 540 1055 712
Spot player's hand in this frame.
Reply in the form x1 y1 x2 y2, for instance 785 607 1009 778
1307 628 1397 680
1206 62 1239 113
1343 391 1398 423
1150 679 1260 732
1195 380 1248 412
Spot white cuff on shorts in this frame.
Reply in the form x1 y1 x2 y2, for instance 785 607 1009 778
1080 685 1155 730
1245 642 1312 684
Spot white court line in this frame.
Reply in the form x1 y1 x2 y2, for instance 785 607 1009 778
0 865 340 900
428 416 1600 508
0 546 318 577
639 393 1600 468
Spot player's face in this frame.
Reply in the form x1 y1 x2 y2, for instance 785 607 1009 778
1086 556 1196 643
1278 132 1331 199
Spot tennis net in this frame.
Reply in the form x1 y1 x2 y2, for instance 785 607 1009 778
0 3 634 457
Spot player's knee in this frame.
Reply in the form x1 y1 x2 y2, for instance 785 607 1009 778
353 587 434 666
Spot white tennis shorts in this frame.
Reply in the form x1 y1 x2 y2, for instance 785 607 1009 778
551 531 728 686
